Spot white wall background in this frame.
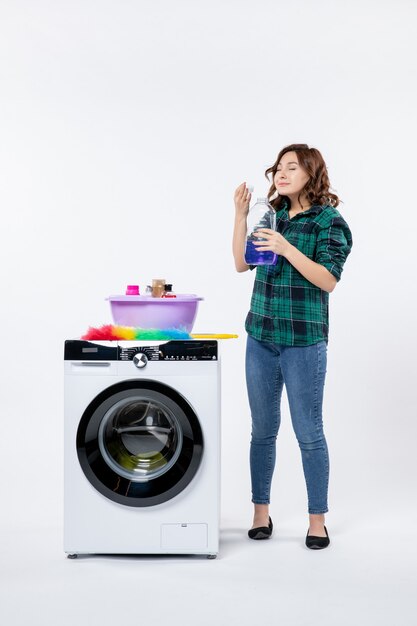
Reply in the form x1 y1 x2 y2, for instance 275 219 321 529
0 0 416 619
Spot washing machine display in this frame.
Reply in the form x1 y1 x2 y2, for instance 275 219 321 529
77 379 203 507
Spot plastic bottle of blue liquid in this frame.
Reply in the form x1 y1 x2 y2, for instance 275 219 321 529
244 197 278 265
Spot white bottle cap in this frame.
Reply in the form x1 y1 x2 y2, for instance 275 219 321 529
246 184 254 193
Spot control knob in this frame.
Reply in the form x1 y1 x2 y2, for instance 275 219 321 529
133 352 148 369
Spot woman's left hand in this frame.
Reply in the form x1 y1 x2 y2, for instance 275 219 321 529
253 229 292 257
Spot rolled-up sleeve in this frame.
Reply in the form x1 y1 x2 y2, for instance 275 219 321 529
314 217 353 281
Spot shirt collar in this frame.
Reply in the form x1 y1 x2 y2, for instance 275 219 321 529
279 199 324 219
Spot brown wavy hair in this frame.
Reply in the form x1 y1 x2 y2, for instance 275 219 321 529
265 143 341 211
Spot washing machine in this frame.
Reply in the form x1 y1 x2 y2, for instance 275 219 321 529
64 339 220 558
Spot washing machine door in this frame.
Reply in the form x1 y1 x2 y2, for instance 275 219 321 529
76 380 203 507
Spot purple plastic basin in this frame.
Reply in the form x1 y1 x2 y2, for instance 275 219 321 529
106 294 204 332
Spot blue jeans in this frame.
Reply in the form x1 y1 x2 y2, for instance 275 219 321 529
245 334 329 514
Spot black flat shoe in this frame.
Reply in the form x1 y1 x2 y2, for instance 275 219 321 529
248 516 273 540
305 525 330 549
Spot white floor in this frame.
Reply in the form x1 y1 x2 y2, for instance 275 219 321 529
1 511 416 626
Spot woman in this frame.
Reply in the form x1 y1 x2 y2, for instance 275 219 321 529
232 143 353 549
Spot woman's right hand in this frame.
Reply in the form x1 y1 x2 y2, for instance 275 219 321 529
234 182 251 218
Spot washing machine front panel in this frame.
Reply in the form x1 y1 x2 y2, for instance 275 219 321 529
77 379 203 507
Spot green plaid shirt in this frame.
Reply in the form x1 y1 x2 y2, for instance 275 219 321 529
245 201 353 345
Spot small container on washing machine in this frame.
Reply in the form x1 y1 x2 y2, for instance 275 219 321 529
125 285 140 295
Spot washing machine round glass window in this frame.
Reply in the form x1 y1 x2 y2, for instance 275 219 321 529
98 396 183 481
76 380 203 507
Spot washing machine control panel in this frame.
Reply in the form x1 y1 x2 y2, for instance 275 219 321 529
64 339 218 360
65 340 218 362
119 341 218 362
